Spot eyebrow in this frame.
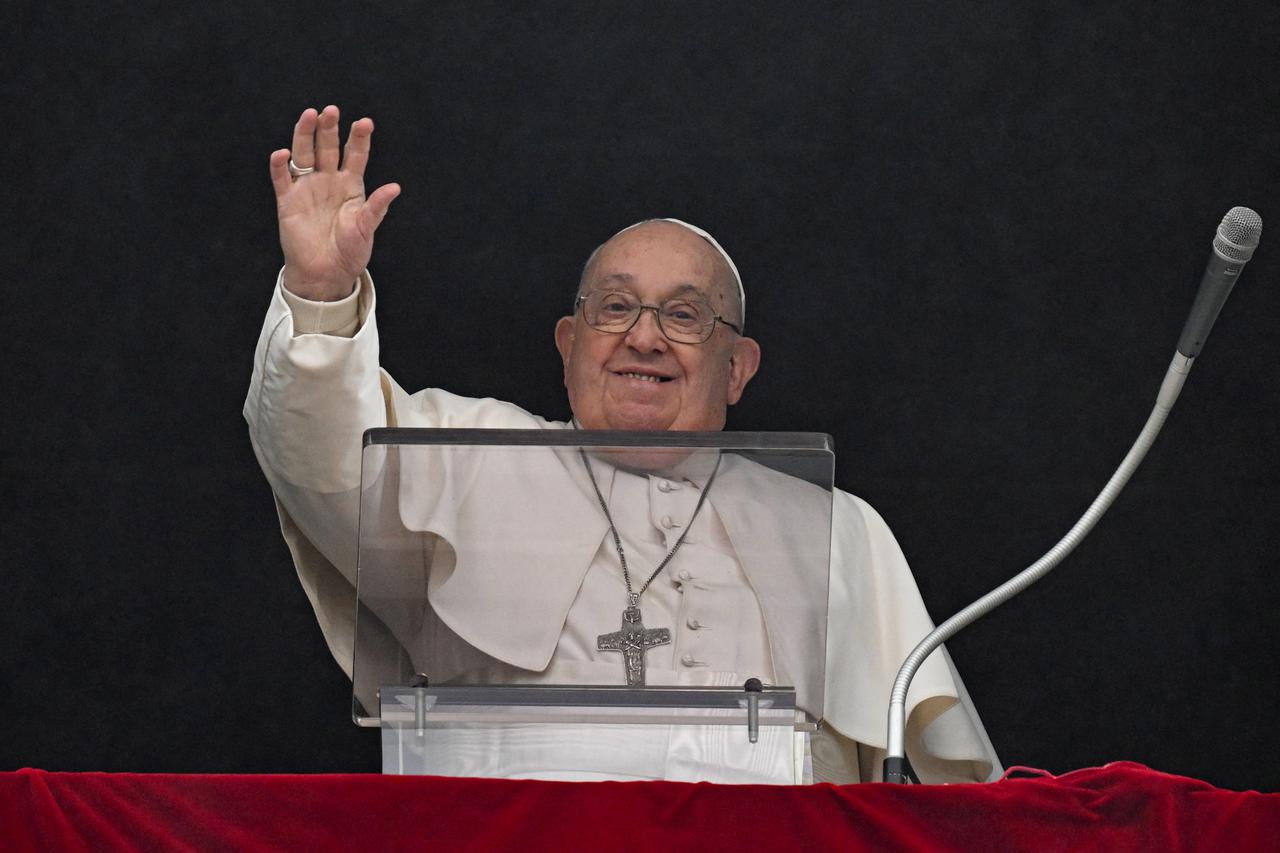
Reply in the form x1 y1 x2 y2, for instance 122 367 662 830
593 275 711 300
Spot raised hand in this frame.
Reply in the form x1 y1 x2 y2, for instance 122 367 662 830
269 105 401 301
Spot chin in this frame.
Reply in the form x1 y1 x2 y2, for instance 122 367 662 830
608 413 675 432
609 411 725 433
572 410 671 432
571 400 722 433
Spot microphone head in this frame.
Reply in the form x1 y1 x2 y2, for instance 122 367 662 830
1214 206 1263 262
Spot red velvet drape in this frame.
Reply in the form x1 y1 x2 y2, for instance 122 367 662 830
2 762 1277 852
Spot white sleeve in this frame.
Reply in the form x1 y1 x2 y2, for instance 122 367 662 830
243 270 385 602
280 275 363 337
822 490 1002 783
243 269 565 677
246 269 384 495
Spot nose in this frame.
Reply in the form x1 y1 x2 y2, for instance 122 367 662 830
623 306 670 352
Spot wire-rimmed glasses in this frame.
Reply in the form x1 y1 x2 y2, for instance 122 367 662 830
576 290 742 344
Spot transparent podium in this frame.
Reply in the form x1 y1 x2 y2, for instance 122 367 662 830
353 428 834 784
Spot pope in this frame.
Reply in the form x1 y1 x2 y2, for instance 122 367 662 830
248 104 1001 783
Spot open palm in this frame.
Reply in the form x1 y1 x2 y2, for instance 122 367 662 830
269 106 400 301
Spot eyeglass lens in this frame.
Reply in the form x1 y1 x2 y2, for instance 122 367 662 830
583 291 716 342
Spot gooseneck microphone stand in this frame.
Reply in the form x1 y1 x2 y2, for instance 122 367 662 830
883 207 1263 784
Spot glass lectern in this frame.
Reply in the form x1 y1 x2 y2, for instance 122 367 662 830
353 429 834 783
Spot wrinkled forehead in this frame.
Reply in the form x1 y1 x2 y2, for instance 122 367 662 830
587 218 746 324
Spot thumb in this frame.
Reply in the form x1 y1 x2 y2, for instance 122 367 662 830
358 183 401 238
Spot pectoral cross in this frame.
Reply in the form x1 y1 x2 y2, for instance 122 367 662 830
597 595 670 686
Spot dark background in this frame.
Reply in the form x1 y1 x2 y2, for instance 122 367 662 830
4 2 1278 789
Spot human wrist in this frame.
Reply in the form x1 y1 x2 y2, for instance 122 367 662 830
281 266 359 302
279 271 363 337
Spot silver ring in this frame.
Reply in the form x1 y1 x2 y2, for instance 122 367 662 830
288 158 316 178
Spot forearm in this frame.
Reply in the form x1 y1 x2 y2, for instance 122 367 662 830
245 269 386 572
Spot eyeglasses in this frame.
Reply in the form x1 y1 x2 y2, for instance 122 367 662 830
576 290 743 344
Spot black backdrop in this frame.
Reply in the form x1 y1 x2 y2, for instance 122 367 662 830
4 2 1279 790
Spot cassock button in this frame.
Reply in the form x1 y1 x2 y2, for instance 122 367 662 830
687 618 702 630
657 480 675 492
660 515 680 530
680 653 697 667
677 569 693 581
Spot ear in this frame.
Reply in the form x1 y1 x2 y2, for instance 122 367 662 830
725 336 761 406
554 315 576 372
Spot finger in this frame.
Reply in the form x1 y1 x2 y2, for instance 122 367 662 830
315 104 341 172
342 117 375 178
290 108 318 168
269 149 293 199
357 183 401 237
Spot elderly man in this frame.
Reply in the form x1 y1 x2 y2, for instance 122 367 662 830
247 105 999 783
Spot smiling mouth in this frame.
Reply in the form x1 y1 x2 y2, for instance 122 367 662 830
613 371 674 383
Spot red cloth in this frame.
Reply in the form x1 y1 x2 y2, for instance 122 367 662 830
2 762 1276 852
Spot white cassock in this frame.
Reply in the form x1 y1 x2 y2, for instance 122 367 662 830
245 272 1002 784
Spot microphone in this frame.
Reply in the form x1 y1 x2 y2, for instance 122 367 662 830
1177 207 1263 358
882 206 1263 784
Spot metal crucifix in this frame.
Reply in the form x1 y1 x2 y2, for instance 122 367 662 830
597 596 671 686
